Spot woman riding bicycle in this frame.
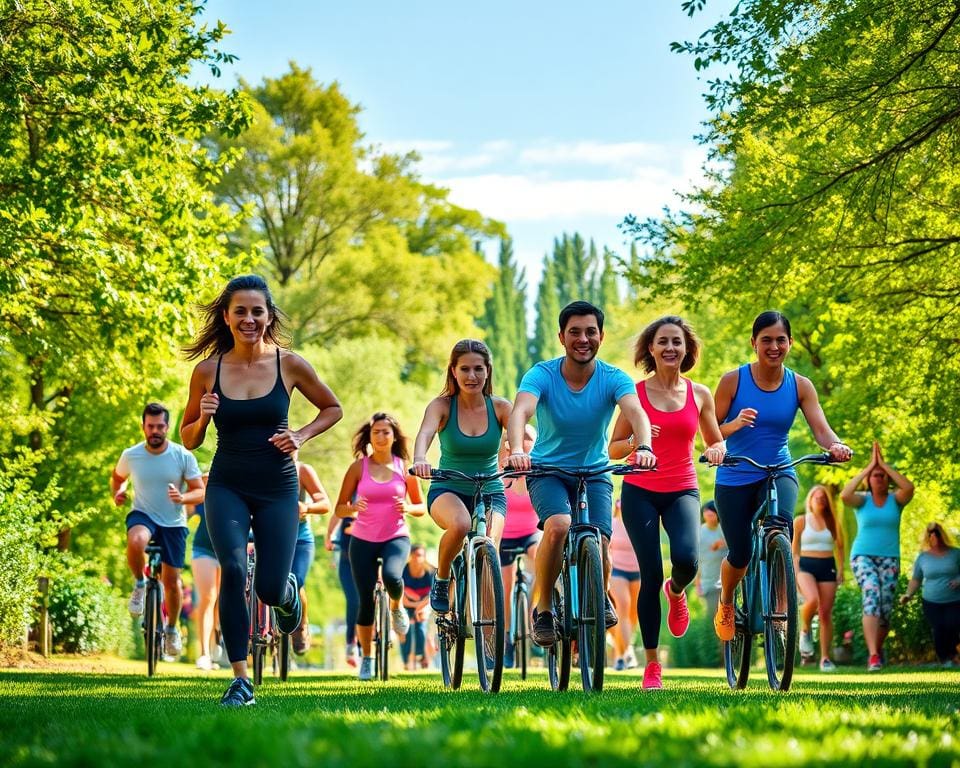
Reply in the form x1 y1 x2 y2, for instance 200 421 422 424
411 339 511 614
712 310 851 642
335 413 425 681
609 315 725 689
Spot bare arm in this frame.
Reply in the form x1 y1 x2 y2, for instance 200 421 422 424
616 393 655 467
840 448 875 507
876 443 914 505
334 461 363 518
694 382 726 465
269 353 343 454
900 577 922 603
111 465 129 506
608 410 633 460
494 397 513 465
402 468 426 517
298 463 331 515
797 375 852 461
168 475 205 506
507 392 538 470
792 514 804 560
411 398 447 477
180 360 217 450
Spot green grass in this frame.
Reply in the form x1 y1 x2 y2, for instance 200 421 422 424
1 660 958 767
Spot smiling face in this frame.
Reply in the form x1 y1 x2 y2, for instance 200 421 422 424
649 323 686 372
559 313 603 365
452 352 489 396
223 289 272 346
369 419 396 453
751 320 792 368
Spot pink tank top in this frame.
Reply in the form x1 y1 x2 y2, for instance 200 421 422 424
627 378 699 492
351 455 410 543
502 482 539 538
609 515 639 571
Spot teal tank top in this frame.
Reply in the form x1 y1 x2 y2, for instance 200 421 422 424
850 493 902 559
434 396 504 496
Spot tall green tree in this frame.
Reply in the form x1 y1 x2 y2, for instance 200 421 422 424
531 256 562 362
479 239 528 395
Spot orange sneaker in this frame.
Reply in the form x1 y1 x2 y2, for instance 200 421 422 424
714 602 735 641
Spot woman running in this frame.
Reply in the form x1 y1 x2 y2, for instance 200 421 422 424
609 315 725 690
411 339 511 614
181 274 342 706
713 310 851 645
335 413 425 681
793 484 844 671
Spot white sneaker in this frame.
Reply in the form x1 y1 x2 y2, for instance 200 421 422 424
358 656 374 681
819 658 836 672
163 627 182 658
196 654 215 671
128 583 146 617
799 630 814 656
623 647 639 669
391 607 410 636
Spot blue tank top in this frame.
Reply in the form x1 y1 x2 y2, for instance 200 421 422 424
716 364 799 486
296 487 315 544
850 493 902 559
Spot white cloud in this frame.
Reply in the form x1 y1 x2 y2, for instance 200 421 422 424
518 140 664 167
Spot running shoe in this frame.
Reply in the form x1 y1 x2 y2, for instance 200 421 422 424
799 630 815 656
714 602 735 641
292 622 311 655
604 593 619 629
532 609 556 647
163 626 182 658
663 579 690 638
219 677 255 707
358 656 374 681
623 646 639 669
128 583 146 617
642 661 663 690
391 607 410 636
195 654 216 671
346 646 360 668
819 658 837 672
430 578 450 613
614 657 625 671
868 654 882 672
274 574 302 635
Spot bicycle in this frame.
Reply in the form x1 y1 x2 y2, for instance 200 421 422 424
414 467 511 693
523 463 650 693
372 557 391 681
501 545 532 680
244 534 290 686
702 452 842 691
142 539 164 676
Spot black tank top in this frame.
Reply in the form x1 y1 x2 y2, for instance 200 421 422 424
209 348 297 487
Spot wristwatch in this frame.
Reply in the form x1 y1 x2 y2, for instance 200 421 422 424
635 444 652 453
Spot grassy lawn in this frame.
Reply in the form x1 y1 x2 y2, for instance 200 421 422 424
1 659 958 767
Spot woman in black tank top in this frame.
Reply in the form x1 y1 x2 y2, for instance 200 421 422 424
181 275 342 707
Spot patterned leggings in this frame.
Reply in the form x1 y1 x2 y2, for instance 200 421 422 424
851 555 900 621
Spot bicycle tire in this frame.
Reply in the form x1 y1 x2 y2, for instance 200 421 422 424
439 569 466 689
763 532 797 691
376 586 390 681
473 541 505 693
144 582 160 677
723 577 752 689
278 625 290 681
546 585 571 691
577 536 606 692
514 586 529 680
252 599 267 686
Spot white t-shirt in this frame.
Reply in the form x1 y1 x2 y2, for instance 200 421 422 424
116 442 201 528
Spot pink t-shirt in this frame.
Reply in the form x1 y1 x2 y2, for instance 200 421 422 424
626 377 699 492
502 482 539 539
350 456 410 543
609 515 639 572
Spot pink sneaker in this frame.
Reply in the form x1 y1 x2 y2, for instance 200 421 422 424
642 661 663 690
868 654 882 672
663 579 690 638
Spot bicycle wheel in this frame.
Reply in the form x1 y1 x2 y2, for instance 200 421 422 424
144 582 161 677
439 570 466 689
546 585 571 692
763 532 798 691
473 541 504 693
277 626 290 681
577 536 606 692
723 577 752 689
513 586 530 680
252 600 267 686
376 586 390 681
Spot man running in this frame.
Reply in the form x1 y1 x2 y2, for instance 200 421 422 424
507 301 656 646
112 403 204 659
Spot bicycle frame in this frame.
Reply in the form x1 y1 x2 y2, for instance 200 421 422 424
509 552 530 642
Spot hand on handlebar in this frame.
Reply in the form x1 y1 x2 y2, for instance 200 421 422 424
411 460 432 479
702 443 726 466
631 448 656 469
828 442 853 462
507 452 532 471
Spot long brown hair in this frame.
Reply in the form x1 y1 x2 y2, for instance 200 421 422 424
183 274 289 360
633 315 701 374
352 412 409 460
805 484 840 541
441 339 493 398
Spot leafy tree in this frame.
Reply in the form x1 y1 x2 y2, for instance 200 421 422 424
531 256 562 361
479 239 529 395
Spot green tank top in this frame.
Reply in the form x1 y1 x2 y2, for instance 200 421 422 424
435 396 504 496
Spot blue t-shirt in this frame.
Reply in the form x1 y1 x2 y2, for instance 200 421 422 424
716 364 800 487
518 358 635 470
912 548 960 604
116 441 202 528
850 493 902 559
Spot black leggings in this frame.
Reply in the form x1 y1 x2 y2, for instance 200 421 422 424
349 536 411 626
621 484 700 650
205 482 299 663
339 532 360 647
714 476 799 569
922 598 960 663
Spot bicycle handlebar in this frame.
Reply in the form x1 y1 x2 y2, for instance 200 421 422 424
410 462 653 486
698 452 848 472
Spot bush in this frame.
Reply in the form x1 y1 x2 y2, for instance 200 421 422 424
47 563 133 655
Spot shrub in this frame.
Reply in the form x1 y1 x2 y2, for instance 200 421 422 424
47 562 133 655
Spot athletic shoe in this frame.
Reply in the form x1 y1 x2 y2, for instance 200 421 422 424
128 583 146 617
642 661 663 690
274 574 302 635
504 638 515 669
799 630 815 656
211 636 225 664
391 607 410 637
623 646 639 669
430 579 450 613
219 677 255 707
663 579 690 638
614 657 625 671
358 656 374 681
163 626 182 658
532 609 556 647
868 654 883 672
195 654 216 671
714 602 735 641
346 646 360 668
819 658 837 672
604 594 619 629
942 659 957 669
292 623 311 655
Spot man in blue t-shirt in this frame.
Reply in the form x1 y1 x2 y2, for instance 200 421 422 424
111 403 204 659
507 301 656 647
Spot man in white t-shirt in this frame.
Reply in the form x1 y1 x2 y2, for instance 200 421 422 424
111 403 204 658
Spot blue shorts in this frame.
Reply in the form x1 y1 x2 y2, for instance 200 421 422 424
126 510 187 569
427 487 507 519
191 545 218 563
527 475 614 538
291 539 316 590
611 567 640 582
499 532 542 566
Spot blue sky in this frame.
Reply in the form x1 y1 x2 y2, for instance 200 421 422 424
198 0 725 283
